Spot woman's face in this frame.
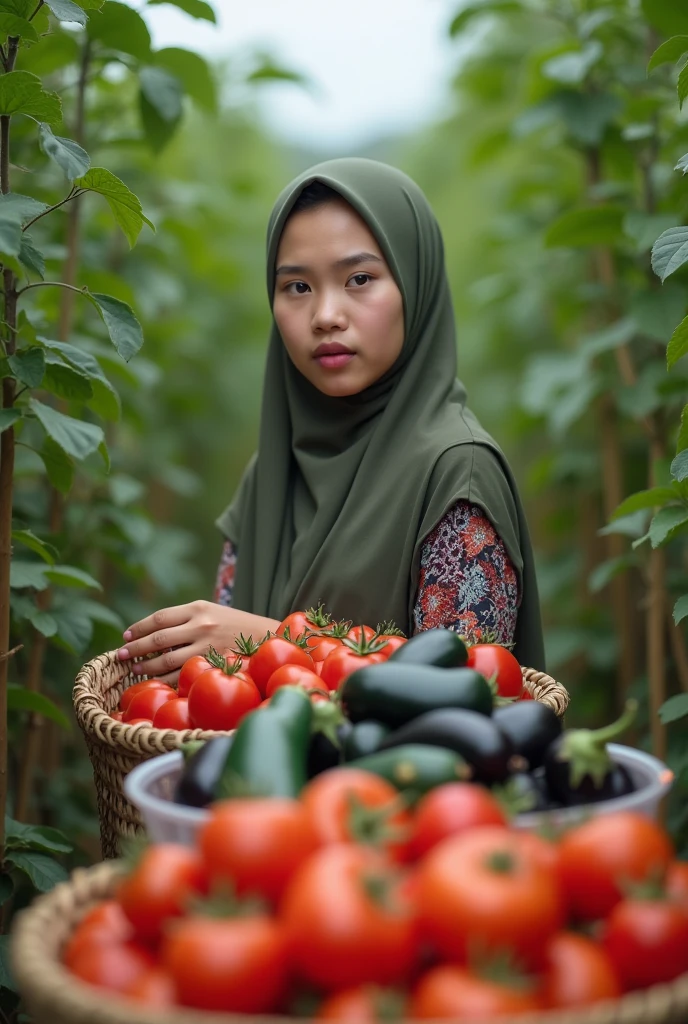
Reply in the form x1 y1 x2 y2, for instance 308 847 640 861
273 198 405 397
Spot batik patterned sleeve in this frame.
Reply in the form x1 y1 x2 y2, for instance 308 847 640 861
413 500 520 644
214 539 238 607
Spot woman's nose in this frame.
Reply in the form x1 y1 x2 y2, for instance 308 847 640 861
311 291 347 332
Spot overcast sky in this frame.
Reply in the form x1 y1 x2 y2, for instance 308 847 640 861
142 0 459 149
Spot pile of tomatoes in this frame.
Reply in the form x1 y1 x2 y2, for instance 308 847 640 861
109 606 528 732
63 768 688 1018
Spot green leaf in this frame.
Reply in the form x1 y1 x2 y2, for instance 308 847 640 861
9 561 47 590
40 338 120 418
542 41 602 85
0 210 23 258
647 35 688 73
599 510 650 539
39 435 73 493
642 0 688 35
0 935 15 992
673 594 688 625
75 167 154 247
0 13 37 42
678 405 688 453
247 61 309 87
11 529 56 564
5 849 67 892
676 154 688 175
27 609 57 636
7 684 71 730
5 818 72 853
624 213 681 254
612 487 678 518
0 192 47 225
38 123 90 179
152 47 216 112
42 357 93 401
449 0 521 34
0 408 21 433
44 564 101 590
652 227 688 282
19 232 45 279
631 284 687 343
680 63 688 108
588 555 635 594
139 90 178 152
139 65 182 122
147 0 215 21
671 450 688 482
658 693 688 724
0 71 61 124
50 602 93 652
90 292 144 361
44 0 88 23
545 206 625 248
649 506 688 547
7 346 44 387
87 1 151 61
29 397 104 460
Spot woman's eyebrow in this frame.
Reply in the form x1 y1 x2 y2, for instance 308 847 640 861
275 252 384 276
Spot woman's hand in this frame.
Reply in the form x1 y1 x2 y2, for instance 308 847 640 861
117 601 280 685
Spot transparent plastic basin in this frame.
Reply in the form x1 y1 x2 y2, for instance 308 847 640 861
124 742 675 847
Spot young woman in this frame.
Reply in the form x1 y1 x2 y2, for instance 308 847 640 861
117 158 545 684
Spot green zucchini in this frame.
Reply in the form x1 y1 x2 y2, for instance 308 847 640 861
389 628 468 668
343 720 391 761
350 744 471 803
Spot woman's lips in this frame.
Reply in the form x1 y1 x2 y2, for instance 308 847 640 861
315 352 355 370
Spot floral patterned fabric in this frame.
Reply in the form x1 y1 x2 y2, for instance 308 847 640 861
214 499 520 644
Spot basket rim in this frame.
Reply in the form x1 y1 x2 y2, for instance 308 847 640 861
10 861 688 1024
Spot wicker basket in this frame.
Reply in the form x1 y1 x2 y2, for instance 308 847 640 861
11 861 688 1024
74 650 570 861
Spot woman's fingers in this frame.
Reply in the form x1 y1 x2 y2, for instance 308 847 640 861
118 605 195 662
122 604 193 645
131 646 190 682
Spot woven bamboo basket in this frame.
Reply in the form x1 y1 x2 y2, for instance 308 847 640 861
74 649 570 861
11 860 688 1024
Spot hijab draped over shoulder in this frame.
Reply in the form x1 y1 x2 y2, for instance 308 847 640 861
217 158 545 671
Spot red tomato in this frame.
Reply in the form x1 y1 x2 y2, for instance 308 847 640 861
265 663 327 699
558 812 674 921
416 826 563 969
161 915 288 1013
123 685 176 723
310 635 344 664
280 606 332 650
320 645 386 691
466 644 523 698
126 718 153 726
123 968 175 1007
602 898 688 990
119 678 170 713
376 636 406 657
317 986 406 1021
249 636 315 697
178 655 213 698
187 667 260 730
542 931 620 1008
519 688 534 701
117 844 208 942
409 783 507 859
280 844 416 991
667 860 688 907
199 798 318 904
63 902 133 971
410 965 542 1019
68 941 155 993
152 697 191 730
346 625 377 643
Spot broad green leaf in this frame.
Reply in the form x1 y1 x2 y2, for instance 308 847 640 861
542 41 602 85
44 564 101 589
75 597 123 630
624 213 680 254
0 13 37 42
19 233 45 278
5 849 67 891
50 602 93 652
588 555 635 594
673 594 688 625
39 435 74 493
612 487 678 518
152 47 216 111
87 0 151 61
9 560 48 590
680 63 688 108
73 0 104 7
647 35 688 73
147 0 215 20
599 510 650 539
520 91 621 147
247 61 309 87
652 227 688 282
7 684 71 729
7 346 44 387
0 71 61 124
0 934 15 992
5 818 72 853
75 167 154 247
26 609 57 636
42 357 93 401
649 506 688 547
90 292 144 361
671 450 688 482
0 192 47 225
40 339 120 418
29 397 104 460
139 90 178 152
545 207 625 248
678 404 688 452
44 0 88 24
449 0 521 34
642 0 688 35
98 437 110 472
658 693 688 724
38 123 90 179
89 377 120 421
139 65 182 122
579 318 636 357
0 211 23 258
676 154 688 175
0 408 21 433
631 284 687 343
12 529 56 564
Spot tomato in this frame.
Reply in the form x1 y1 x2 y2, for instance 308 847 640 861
68 940 155 993
110 710 124 721
117 844 208 942
346 625 377 643
317 986 405 1021
320 645 386 691
602 898 688 990
161 915 288 1013
466 644 523 698
300 767 411 860
376 635 405 657
542 931 620 1008
416 826 563 969
187 667 260 730
123 968 175 1007
280 606 332 650
119 678 171 713
280 844 416 991
126 717 153 725
249 636 315 697
558 812 674 921
265 663 327 699
123 685 176 723
310 635 344 664
409 783 507 860
152 696 191 730
514 829 560 874
199 798 318 904
178 655 213 698
410 966 542 1019
63 901 133 970
667 860 688 907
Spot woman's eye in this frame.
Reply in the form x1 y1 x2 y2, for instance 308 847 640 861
286 281 310 294
349 273 372 287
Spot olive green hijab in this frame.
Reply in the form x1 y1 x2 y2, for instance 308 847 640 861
217 158 545 670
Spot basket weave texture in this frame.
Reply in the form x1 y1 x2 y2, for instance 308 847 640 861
11 860 688 1024
74 650 570 860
